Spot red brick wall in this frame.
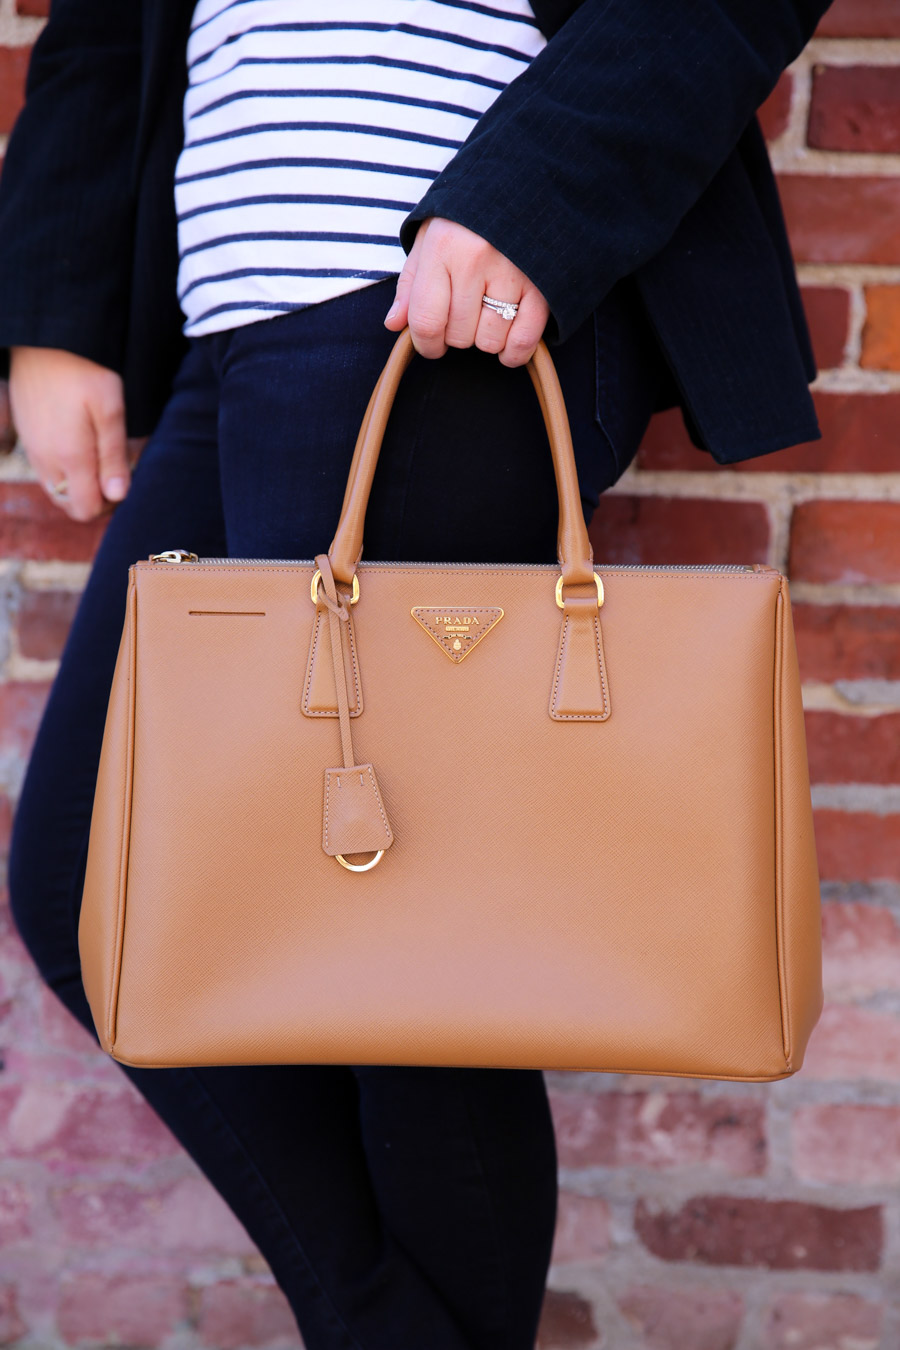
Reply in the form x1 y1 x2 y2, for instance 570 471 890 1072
1 1 899 1347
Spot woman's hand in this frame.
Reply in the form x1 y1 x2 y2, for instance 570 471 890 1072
9 346 144 522
384 217 550 366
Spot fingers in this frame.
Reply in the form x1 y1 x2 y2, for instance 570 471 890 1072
384 251 417 332
92 384 131 502
404 226 451 360
49 405 107 522
10 347 130 522
496 287 550 368
384 218 426 332
474 286 524 356
385 217 549 364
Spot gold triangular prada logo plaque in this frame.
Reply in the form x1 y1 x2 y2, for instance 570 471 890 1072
411 607 504 663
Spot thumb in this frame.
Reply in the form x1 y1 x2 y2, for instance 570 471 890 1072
92 397 131 502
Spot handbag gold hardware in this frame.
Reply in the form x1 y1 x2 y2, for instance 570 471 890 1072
79 328 823 1079
336 850 385 872
149 549 199 563
555 571 604 609
311 568 360 606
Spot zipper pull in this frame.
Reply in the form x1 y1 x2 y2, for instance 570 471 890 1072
149 549 199 563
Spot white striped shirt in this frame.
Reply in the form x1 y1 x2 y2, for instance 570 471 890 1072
175 0 546 337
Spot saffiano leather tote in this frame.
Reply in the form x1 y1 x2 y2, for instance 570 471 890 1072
78 329 824 1079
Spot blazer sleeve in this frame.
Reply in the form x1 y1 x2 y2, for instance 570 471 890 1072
0 0 143 375
399 0 832 343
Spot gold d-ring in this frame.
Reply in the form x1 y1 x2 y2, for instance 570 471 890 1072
311 570 360 606
336 850 384 872
556 572 604 609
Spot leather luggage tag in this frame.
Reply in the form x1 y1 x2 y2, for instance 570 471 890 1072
322 763 394 859
411 606 503 662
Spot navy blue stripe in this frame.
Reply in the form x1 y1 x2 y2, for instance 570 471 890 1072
188 292 389 328
190 23 534 72
192 0 539 41
187 299 314 325
175 155 437 187
179 265 396 302
190 85 484 123
415 0 539 26
188 53 507 95
180 229 400 259
177 192 411 223
186 120 463 152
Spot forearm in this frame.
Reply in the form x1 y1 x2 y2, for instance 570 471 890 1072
400 0 832 341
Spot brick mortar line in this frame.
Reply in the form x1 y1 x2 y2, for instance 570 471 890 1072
845 284 867 368
554 1080 900 1109
812 784 900 814
814 367 900 392
771 143 900 175
547 1069 900 1099
802 682 900 716
821 878 900 905
20 561 91 589
0 450 37 480
767 494 793 572
774 49 813 160
556 1165 900 1202
611 469 900 502
790 582 900 605
833 990 900 1017
798 263 900 284
805 36 900 62
548 1262 891 1317
0 0 43 43
3 651 59 682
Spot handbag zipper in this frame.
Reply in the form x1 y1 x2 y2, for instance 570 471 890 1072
149 551 758 573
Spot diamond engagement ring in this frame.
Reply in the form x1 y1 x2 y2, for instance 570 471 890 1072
48 478 70 500
482 294 519 321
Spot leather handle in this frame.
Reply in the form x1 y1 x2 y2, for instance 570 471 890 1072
328 327 595 589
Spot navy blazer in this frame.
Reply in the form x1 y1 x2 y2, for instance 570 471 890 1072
0 0 831 462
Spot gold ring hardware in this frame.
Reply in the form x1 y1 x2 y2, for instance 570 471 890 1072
556 572 604 609
311 570 360 606
335 850 384 872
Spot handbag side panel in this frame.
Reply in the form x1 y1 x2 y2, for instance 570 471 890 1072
776 577 824 1070
77 573 137 1054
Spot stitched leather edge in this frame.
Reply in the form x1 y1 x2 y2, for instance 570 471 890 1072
302 609 363 718
322 764 393 853
135 562 779 582
773 582 792 1069
107 574 139 1053
549 613 612 721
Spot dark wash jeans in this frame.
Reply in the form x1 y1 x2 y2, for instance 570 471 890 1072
8 278 663 1350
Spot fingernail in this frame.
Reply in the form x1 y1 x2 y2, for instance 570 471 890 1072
385 302 398 320
104 477 128 501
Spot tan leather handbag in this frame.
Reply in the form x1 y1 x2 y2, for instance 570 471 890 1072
78 329 823 1079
